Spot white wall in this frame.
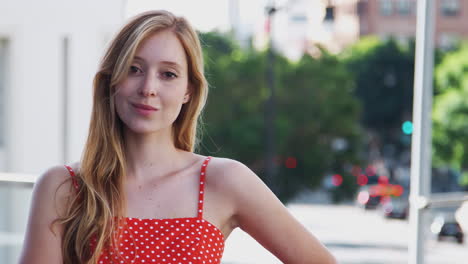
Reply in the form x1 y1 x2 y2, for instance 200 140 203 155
0 0 126 174
0 1 126 263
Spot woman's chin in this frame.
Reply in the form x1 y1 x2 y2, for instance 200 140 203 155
124 125 164 135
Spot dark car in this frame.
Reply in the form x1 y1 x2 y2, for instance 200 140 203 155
439 222 464 244
364 195 381 209
431 214 464 244
381 196 409 219
356 185 382 209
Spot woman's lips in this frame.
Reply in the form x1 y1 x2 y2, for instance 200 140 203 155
132 103 159 116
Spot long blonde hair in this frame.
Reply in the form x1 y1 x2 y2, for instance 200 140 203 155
54 10 208 264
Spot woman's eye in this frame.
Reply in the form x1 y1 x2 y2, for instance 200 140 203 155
129 65 142 74
162 71 177 79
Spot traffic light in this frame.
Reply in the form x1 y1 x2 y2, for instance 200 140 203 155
402 121 413 135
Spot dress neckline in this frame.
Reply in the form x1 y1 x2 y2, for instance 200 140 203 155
121 215 226 241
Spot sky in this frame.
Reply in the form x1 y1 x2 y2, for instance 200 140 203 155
124 0 311 60
125 0 269 33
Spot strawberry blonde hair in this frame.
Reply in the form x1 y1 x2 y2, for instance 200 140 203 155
53 10 208 263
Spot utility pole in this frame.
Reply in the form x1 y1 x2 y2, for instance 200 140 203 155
409 0 435 263
264 1 277 192
228 0 241 43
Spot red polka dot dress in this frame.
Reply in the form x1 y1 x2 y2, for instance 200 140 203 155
65 156 225 264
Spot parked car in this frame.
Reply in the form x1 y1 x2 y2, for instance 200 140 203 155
356 180 405 210
356 185 382 209
381 195 409 219
431 214 464 244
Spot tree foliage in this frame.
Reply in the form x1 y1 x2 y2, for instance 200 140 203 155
343 37 415 139
197 32 362 202
433 44 468 184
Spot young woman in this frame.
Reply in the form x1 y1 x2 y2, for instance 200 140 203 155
19 10 336 264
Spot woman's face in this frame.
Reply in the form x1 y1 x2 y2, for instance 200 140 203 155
114 30 190 134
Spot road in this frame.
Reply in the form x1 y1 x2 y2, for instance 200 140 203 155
221 203 468 264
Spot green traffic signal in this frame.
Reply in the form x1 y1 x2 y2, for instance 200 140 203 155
402 121 413 135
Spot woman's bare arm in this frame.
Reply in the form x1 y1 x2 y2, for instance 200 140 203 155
18 166 73 264
216 159 337 264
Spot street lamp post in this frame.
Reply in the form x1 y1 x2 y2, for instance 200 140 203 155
409 1 435 263
264 2 278 193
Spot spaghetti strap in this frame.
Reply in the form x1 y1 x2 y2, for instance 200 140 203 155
197 156 212 218
82 156 225 264
64 165 80 192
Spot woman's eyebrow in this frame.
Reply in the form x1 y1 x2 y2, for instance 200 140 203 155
133 56 146 63
160 61 182 70
133 56 182 70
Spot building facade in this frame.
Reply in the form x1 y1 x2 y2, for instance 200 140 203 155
0 1 126 262
358 0 468 49
254 0 361 60
255 0 468 60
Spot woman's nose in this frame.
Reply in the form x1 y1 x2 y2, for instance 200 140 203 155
139 74 158 97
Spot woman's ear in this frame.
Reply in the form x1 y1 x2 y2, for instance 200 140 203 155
183 84 192 104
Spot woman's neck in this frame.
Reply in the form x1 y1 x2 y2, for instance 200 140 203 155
123 127 188 182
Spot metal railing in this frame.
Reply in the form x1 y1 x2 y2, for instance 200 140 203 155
423 192 468 209
0 172 36 263
1 172 467 264
0 172 36 184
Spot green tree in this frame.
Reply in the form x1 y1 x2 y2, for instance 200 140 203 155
199 31 266 164
275 53 362 201
198 32 362 202
343 37 415 146
433 44 468 186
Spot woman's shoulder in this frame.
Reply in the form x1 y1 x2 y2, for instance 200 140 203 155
34 163 80 202
205 156 249 176
37 164 77 186
19 164 78 263
204 156 258 192
28 164 78 221
206 156 245 170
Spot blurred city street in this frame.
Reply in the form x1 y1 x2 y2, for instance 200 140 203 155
222 203 468 264
2 0 468 263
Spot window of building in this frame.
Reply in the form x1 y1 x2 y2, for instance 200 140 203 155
441 0 460 16
379 33 391 42
396 34 410 45
357 1 368 16
324 6 335 21
0 39 8 148
379 0 393 16
439 33 459 50
290 14 308 23
397 0 413 15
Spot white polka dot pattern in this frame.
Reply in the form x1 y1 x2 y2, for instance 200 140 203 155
66 156 225 264
93 216 225 264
